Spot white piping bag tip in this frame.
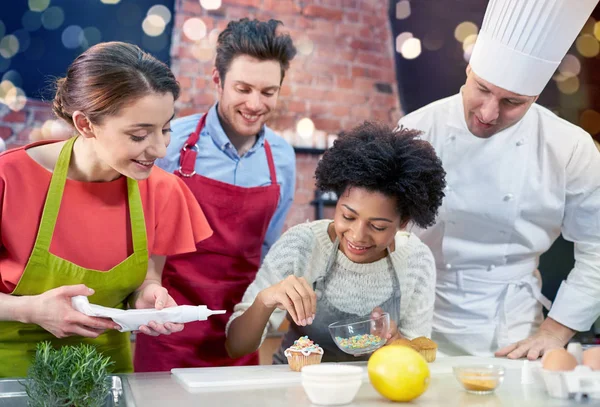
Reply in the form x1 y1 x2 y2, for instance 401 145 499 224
209 309 227 316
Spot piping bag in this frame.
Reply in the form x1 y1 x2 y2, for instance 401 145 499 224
71 295 226 332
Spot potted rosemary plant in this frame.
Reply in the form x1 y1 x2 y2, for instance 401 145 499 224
24 342 114 407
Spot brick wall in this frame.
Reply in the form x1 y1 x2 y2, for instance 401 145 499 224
0 0 401 229
0 100 56 149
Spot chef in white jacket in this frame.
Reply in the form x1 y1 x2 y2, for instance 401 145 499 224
398 0 600 359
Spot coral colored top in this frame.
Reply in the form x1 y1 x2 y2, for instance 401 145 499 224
0 142 213 293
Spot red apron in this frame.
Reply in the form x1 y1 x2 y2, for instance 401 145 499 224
134 113 281 371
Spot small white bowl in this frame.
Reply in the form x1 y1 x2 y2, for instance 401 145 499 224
301 364 364 405
301 379 362 406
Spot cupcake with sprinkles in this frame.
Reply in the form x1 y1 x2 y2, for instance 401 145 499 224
284 336 324 371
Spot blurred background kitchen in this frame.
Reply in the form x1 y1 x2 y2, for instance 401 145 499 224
0 0 598 362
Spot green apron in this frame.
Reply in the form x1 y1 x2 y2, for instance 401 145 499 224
0 137 148 378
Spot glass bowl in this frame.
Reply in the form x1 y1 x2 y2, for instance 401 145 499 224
453 365 505 395
328 312 390 356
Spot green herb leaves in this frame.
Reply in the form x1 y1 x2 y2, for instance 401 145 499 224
24 342 114 407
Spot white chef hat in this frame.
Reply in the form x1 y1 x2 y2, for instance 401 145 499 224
470 0 599 96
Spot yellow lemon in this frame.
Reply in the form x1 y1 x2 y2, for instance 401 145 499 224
367 345 430 402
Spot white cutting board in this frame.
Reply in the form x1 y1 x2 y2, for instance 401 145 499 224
172 364 303 392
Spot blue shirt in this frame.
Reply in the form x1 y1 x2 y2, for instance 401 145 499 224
157 104 296 261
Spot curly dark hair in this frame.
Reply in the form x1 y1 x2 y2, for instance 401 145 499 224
315 121 446 228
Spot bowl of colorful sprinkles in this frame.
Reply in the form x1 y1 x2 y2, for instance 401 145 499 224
328 312 390 356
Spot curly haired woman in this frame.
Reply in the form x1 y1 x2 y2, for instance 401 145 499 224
225 121 446 363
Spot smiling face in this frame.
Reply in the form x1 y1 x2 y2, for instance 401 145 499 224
88 92 175 180
213 55 281 140
462 66 537 138
332 186 403 264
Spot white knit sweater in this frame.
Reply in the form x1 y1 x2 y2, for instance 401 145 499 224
226 220 436 342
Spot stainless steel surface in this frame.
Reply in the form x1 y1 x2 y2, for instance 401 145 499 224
0 376 129 407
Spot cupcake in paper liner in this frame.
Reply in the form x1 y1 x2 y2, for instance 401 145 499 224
410 336 438 362
284 336 324 372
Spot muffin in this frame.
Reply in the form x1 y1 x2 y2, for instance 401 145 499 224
410 336 438 362
390 338 418 350
284 336 324 372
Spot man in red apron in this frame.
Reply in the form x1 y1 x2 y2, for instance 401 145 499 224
134 18 297 371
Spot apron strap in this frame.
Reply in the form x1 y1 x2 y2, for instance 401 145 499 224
177 113 207 177
263 140 278 185
33 137 77 251
127 177 148 254
386 246 402 324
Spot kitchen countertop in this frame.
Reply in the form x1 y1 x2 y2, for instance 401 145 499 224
121 358 591 407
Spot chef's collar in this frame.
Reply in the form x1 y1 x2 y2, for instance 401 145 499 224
447 89 470 132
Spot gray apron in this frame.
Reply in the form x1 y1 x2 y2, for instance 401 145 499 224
273 238 401 364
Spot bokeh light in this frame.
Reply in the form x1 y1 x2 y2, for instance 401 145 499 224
22 11 42 32
208 29 220 47
580 109 600 136
29 0 50 12
401 37 422 60
462 34 477 51
557 76 580 94
0 35 20 59
41 120 72 139
0 79 14 103
142 15 166 37
5 86 27 112
61 25 83 49
191 39 215 62
41 7 65 31
81 27 102 49
558 54 581 78
200 0 222 10
454 21 478 43
463 43 475 62
3 70 22 88
100 0 121 4
422 30 444 51
594 21 600 41
396 1 411 20
148 5 172 25
183 18 207 42
395 32 413 53
296 36 314 56
296 118 315 140
582 17 596 35
576 34 599 57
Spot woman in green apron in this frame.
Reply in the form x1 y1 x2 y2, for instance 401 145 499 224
0 42 212 378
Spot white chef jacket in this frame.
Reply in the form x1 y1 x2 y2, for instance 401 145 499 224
397 91 600 356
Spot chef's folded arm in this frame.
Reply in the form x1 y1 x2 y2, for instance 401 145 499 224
548 242 600 332
548 134 600 332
